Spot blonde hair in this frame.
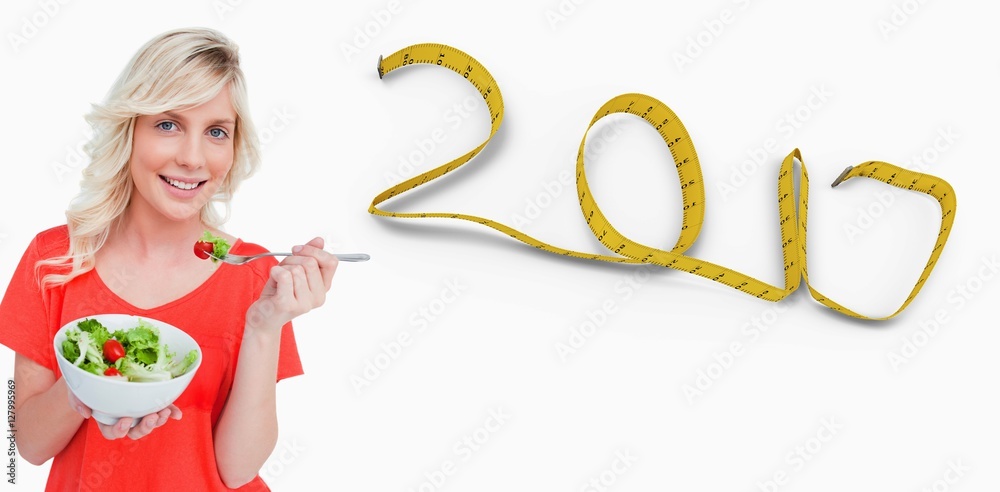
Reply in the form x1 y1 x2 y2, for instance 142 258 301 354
37 27 261 288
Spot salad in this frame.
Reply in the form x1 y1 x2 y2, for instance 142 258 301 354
193 230 231 263
60 318 198 382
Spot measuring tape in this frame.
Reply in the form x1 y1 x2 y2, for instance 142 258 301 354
371 43 956 320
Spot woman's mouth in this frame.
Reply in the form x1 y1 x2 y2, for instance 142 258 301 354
159 175 207 191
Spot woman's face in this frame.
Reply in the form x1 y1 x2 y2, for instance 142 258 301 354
129 85 237 222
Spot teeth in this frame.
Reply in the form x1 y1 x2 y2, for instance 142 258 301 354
164 177 200 190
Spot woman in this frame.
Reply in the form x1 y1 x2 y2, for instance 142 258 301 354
0 28 337 490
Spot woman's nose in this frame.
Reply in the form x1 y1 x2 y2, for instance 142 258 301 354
176 134 206 168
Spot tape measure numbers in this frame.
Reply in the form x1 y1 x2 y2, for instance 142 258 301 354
371 43 956 320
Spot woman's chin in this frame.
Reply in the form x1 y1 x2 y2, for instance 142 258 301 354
157 202 205 223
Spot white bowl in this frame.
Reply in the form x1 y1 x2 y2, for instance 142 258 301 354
54 314 202 426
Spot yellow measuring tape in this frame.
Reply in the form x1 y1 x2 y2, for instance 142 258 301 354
371 43 956 320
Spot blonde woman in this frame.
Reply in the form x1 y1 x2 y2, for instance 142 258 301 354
0 28 336 490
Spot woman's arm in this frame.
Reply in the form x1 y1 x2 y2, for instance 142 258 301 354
13 354 85 465
212 324 282 488
213 237 338 488
13 353 184 465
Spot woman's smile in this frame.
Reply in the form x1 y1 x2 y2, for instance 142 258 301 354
159 175 208 197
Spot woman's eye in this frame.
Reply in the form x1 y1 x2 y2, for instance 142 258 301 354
209 128 228 139
157 121 176 131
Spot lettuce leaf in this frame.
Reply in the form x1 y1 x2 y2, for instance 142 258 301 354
200 230 231 263
167 350 199 378
118 320 160 365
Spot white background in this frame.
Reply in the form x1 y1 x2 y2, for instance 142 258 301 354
1 0 998 490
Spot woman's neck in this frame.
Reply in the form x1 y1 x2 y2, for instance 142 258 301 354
112 202 208 262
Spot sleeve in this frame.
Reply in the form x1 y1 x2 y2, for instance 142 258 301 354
276 320 304 382
0 235 55 373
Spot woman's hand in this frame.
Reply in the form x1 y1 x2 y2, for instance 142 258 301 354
66 387 182 440
245 237 339 331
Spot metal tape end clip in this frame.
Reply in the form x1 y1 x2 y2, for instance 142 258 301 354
831 166 853 188
377 55 384 79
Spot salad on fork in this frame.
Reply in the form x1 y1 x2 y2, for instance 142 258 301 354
193 230 370 265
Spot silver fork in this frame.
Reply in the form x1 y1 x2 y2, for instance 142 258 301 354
210 252 370 265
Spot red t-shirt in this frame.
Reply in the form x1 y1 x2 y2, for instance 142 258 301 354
0 225 303 491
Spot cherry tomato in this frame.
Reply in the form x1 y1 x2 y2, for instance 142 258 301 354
104 367 122 377
193 241 214 260
103 339 125 363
